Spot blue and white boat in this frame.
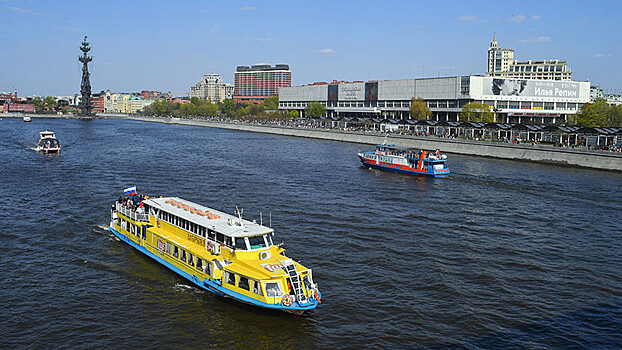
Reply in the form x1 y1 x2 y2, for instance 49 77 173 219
358 144 450 177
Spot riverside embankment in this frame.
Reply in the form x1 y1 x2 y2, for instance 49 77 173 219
118 115 622 172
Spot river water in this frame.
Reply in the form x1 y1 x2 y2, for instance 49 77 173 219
1 118 620 349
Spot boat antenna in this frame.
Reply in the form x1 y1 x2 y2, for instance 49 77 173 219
260 212 263 226
269 212 272 227
235 205 244 227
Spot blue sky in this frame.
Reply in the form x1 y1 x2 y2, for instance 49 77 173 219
1 0 620 96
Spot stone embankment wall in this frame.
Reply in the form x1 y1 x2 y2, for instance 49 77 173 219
130 115 622 172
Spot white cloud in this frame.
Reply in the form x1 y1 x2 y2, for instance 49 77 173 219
9 6 28 12
590 53 612 58
8 6 47 15
239 6 255 11
508 14 526 23
312 48 335 54
255 38 274 42
519 36 551 43
532 15 541 20
459 15 479 22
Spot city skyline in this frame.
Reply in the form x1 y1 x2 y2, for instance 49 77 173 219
1 0 621 96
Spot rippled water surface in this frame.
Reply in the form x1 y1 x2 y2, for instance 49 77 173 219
1 118 621 349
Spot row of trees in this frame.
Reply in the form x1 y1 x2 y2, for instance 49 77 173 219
142 96 298 120
22 93 622 127
411 98 494 123
575 99 622 127
412 97 622 126
32 96 58 113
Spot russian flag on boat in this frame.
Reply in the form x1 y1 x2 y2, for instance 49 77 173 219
124 186 137 195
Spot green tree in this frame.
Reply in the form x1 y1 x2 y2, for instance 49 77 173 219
44 96 57 111
180 102 197 117
305 101 326 118
288 110 299 119
461 102 495 123
249 104 264 116
33 96 44 113
190 97 201 106
577 100 609 127
410 97 432 120
207 103 219 117
609 105 622 127
150 100 168 116
264 96 279 111
220 98 235 117
142 104 154 116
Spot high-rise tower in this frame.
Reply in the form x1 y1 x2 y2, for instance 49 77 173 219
487 33 514 76
78 36 93 116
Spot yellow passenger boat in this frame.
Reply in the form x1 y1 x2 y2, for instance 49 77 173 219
109 193 321 315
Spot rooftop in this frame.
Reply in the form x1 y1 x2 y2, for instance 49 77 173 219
144 196 273 238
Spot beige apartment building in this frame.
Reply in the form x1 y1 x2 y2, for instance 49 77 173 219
487 34 572 81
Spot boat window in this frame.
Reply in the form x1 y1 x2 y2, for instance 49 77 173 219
225 236 234 248
265 282 283 297
235 237 247 250
180 249 186 262
208 229 216 240
188 253 194 267
166 242 171 254
173 245 179 258
216 232 225 244
224 271 235 285
206 261 213 277
238 276 250 291
303 275 312 291
248 235 267 249
252 280 263 296
196 258 203 271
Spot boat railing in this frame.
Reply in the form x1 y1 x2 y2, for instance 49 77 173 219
116 202 149 222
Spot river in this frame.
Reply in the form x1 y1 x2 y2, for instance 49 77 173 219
1 118 620 349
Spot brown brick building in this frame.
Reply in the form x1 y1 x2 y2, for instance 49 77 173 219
233 64 291 103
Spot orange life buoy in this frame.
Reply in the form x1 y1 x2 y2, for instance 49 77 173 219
314 289 321 304
157 219 161 228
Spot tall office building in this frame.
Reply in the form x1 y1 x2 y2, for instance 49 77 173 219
233 64 291 103
487 34 572 81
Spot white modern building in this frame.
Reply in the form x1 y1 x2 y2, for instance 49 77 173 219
487 34 572 81
279 76 590 125
190 73 232 102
